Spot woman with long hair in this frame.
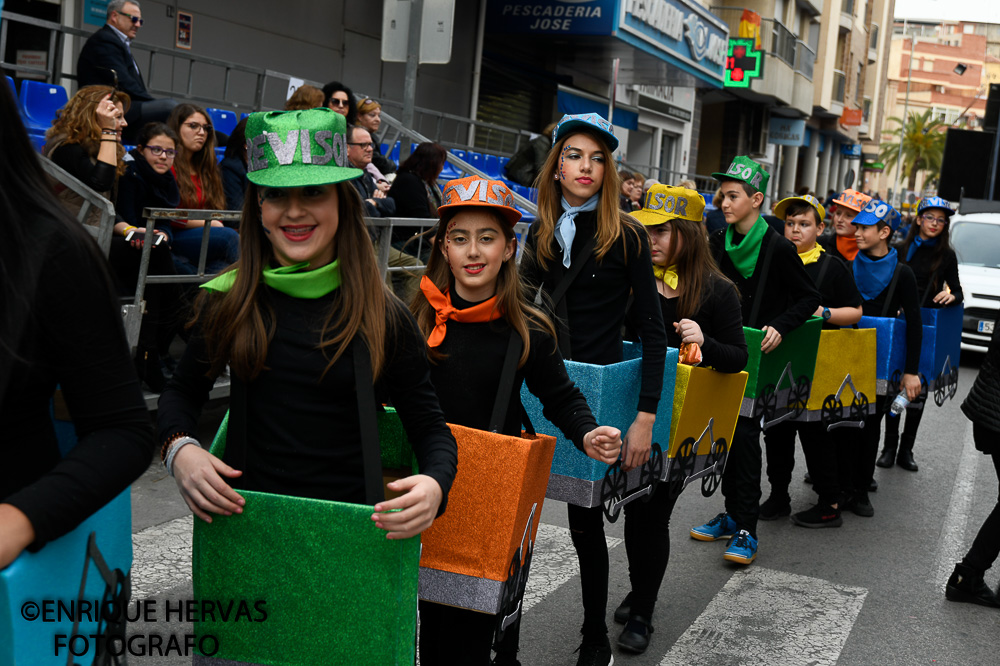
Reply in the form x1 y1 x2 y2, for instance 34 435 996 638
411 175 621 666
388 141 446 220
521 113 667 666
166 103 239 273
877 196 964 472
157 106 456 553
617 185 746 654
0 78 152 570
45 86 177 391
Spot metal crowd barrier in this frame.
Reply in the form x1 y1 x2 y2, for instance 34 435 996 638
39 157 116 256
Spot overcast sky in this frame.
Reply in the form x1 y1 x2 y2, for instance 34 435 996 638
894 0 1000 24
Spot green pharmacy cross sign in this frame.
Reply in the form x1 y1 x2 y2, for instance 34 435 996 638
724 38 763 88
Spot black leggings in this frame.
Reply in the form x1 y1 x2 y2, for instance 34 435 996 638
883 404 924 451
722 416 763 537
568 503 610 637
764 420 841 507
418 601 521 665
961 424 1000 574
622 482 678 618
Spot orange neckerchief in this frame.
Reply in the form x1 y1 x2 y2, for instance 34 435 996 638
419 276 503 347
836 235 859 262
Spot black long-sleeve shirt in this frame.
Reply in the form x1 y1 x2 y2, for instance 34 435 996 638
2 216 153 551
115 151 179 236
429 292 598 449
521 210 667 414
157 290 458 511
807 252 862 329
626 273 748 373
859 258 923 375
900 242 964 307
49 142 116 193
709 224 820 334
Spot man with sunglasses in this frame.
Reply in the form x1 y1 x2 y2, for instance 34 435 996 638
78 0 177 142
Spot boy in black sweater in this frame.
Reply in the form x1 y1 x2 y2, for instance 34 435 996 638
849 200 922 517
690 157 820 564
761 195 863 528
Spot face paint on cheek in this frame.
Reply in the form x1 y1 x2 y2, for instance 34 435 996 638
559 145 573 182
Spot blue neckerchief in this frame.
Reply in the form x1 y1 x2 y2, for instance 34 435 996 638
906 236 937 262
555 194 599 268
854 247 899 302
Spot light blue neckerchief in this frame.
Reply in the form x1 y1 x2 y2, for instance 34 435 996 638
555 194 600 268
906 236 937 262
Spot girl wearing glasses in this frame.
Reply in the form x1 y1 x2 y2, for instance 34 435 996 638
166 104 239 274
44 86 177 391
877 196 964 473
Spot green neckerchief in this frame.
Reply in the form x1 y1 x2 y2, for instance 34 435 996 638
724 216 768 279
201 259 342 298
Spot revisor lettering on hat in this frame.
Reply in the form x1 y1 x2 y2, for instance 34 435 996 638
246 129 346 172
443 178 514 208
644 191 688 217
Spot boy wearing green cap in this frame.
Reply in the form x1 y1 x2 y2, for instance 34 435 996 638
689 156 819 564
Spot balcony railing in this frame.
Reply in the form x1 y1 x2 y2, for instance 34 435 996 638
794 40 816 80
833 69 847 103
870 25 879 50
842 0 855 16
711 8 796 67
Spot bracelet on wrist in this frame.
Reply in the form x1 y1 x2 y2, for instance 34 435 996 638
100 138 119 143
160 430 189 462
164 437 202 477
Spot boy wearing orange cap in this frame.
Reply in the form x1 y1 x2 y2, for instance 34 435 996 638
820 189 872 263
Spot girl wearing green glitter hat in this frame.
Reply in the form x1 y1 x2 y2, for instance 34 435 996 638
156 108 458 660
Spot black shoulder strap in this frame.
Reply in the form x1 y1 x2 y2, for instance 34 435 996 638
534 236 597 359
815 252 832 289
352 337 385 505
229 336 384 505
489 330 524 433
748 235 777 328
880 264 904 319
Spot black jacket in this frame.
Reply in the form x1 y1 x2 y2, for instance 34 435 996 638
961 323 1000 443
116 151 180 237
349 169 396 218
77 25 152 104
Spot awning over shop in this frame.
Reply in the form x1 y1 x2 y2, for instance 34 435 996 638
557 88 639 130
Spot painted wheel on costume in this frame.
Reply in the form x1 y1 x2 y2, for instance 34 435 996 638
850 392 870 423
639 442 664 502
601 460 628 522
886 369 903 411
948 368 959 400
701 438 727 497
933 372 947 407
757 384 778 423
789 376 811 418
821 395 843 428
492 543 533 650
670 437 697 501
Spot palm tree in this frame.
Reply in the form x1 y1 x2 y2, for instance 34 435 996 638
878 109 947 192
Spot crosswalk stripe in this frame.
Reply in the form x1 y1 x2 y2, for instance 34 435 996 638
932 420 978 589
659 568 867 666
522 523 623 614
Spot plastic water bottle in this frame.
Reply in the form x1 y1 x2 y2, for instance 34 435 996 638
889 393 909 416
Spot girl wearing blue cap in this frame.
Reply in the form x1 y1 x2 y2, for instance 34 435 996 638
412 175 622 665
521 113 667 666
158 108 457 539
878 197 963 472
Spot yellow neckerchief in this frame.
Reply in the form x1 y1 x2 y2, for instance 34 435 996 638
797 243 825 266
653 264 679 290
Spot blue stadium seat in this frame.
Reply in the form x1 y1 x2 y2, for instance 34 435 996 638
381 142 390 155
467 151 485 173
240 112 250 122
439 160 462 180
499 155 510 172
389 141 401 164
6 76 16 100
18 80 68 133
215 147 226 163
205 108 237 136
484 154 502 178
451 149 467 163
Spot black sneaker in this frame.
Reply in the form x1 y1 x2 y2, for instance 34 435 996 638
613 593 632 625
849 492 874 517
759 495 791 521
575 635 614 666
616 615 653 654
791 503 843 528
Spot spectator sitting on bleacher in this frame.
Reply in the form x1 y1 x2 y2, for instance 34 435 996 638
356 97 396 176
285 84 325 111
503 121 555 188
43 87 176 391
76 0 177 144
322 81 358 125
166 104 239 274
619 168 638 212
387 142 445 222
346 125 396 219
220 117 248 213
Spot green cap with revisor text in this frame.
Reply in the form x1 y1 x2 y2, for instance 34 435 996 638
711 155 770 194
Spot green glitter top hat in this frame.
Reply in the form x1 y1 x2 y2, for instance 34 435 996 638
711 155 770 194
245 107 363 188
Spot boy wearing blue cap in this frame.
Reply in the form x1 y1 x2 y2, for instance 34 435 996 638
849 199 922 516
689 157 819 565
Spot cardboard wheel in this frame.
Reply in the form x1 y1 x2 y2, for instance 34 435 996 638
790 376 811 418
493 543 533 649
601 461 629 522
948 368 959 399
850 393 869 423
669 438 697 501
701 438 727 497
757 384 778 422
934 372 947 407
821 395 843 428
639 442 664 502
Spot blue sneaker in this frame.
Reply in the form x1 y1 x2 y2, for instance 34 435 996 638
690 512 738 542
723 530 758 564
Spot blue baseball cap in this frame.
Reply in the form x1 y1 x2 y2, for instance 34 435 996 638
917 196 955 217
552 113 618 152
852 199 901 233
